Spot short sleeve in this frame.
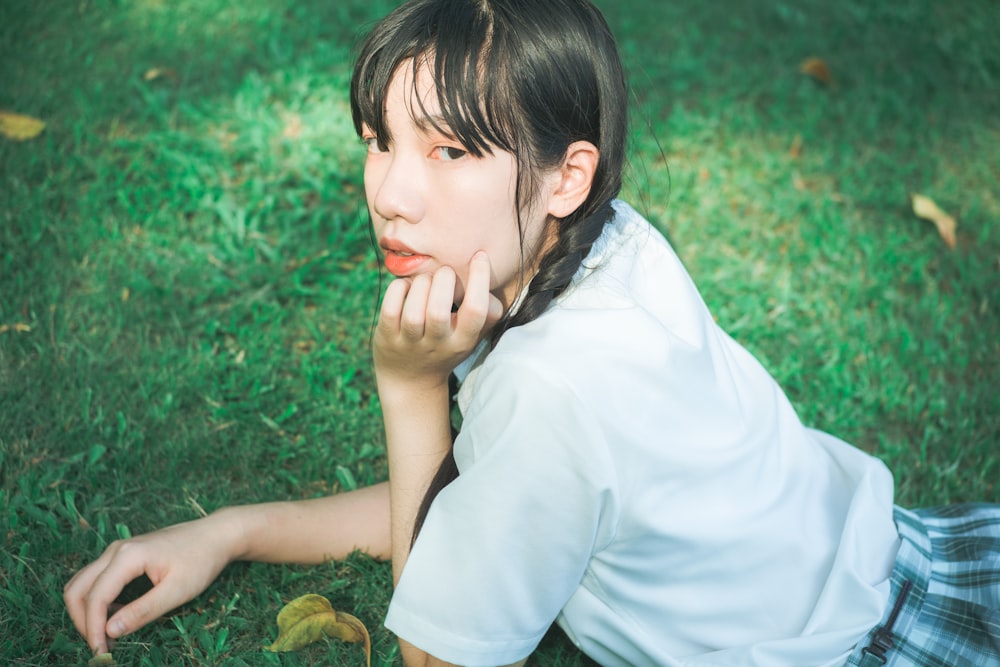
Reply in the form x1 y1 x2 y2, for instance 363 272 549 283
384 359 619 667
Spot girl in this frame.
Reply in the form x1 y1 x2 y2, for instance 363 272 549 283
64 1 1000 665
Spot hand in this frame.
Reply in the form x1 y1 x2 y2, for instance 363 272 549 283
63 515 237 655
374 251 503 391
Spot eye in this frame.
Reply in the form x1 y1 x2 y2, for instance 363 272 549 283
363 136 386 154
434 145 468 161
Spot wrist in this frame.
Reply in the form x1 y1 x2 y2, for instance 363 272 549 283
206 505 257 563
375 372 451 407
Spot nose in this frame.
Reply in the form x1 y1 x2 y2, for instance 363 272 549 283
368 152 424 224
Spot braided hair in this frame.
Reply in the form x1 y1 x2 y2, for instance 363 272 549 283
350 0 628 542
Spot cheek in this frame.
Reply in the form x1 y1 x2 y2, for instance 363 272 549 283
362 164 379 210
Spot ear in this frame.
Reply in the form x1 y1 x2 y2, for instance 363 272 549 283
546 141 599 219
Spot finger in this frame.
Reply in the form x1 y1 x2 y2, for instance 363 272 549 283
105 581 180 643
64 541 128 652
399 274 432 339
455 252 501 338
64 554 114 643
82 552 149 654
377 278 411 335
425 266 457 339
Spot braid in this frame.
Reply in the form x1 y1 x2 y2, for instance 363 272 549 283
491 201 614 347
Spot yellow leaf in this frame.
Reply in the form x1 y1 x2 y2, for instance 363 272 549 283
799 57 833 86
911 193 957 249
792 171 808 192
0 111 46 141
282 113 303 140
0 322 32 334
87 653 117 667
789 133 803 158
266 593 371 666
143 67 176 81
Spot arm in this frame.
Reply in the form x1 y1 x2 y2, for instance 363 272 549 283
230 482 391 563
65 482 391 655
383 360 611 667
372 253 504 666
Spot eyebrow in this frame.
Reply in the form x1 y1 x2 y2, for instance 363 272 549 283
412 113 457 139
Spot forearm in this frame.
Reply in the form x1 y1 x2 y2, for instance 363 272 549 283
378 380 453 585
218 482 392 565
380 385 532 667
369 259 503 664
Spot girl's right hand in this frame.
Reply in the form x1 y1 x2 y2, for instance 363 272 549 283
373 251 503 392
64 514 238 655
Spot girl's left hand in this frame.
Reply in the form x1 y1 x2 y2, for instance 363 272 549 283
373 251 503 391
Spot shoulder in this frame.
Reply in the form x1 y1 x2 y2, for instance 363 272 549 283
451 336 622 549
556 200 715 348
457 199 722 417
453 327 622 502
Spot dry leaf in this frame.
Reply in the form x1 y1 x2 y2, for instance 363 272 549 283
143 67 176 81
789 133 803 158
799 57 833 86
792 171 808 192
267 593 371 666
0 323 31 334
87 653 117 667
282 113 304 140
293 340 316 354
911 193 957 249
0 111 46 141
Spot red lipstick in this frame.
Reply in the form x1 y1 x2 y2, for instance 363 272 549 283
380 239 430 277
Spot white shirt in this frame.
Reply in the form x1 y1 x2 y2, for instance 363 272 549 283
385 201 900 667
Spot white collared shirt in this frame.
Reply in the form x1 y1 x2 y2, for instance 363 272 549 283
386 201 899 667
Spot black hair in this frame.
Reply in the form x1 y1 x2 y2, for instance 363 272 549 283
350 0 628 543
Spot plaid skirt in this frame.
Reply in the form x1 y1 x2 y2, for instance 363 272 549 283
845 504 1000 667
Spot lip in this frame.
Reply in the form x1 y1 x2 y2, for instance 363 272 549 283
380 238 430 277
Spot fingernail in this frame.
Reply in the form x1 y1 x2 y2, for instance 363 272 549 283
108 618 125 638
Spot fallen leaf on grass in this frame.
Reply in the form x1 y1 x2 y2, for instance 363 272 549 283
143 67 177 82
789 133 803 158
799 57 833 86
293 340 316 354
0 111 46 140
911 193 957 249
267 593 371 666
282 113 304 140
792 171 808 192
0 323 31 334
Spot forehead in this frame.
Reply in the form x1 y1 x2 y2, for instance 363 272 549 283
383 57 443 125
365 49 500 159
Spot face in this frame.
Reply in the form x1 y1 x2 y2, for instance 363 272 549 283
362 60 555 309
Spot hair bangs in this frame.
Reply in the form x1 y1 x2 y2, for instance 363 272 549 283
350 0 518 160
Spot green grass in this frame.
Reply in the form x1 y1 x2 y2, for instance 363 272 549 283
1 0 997 664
